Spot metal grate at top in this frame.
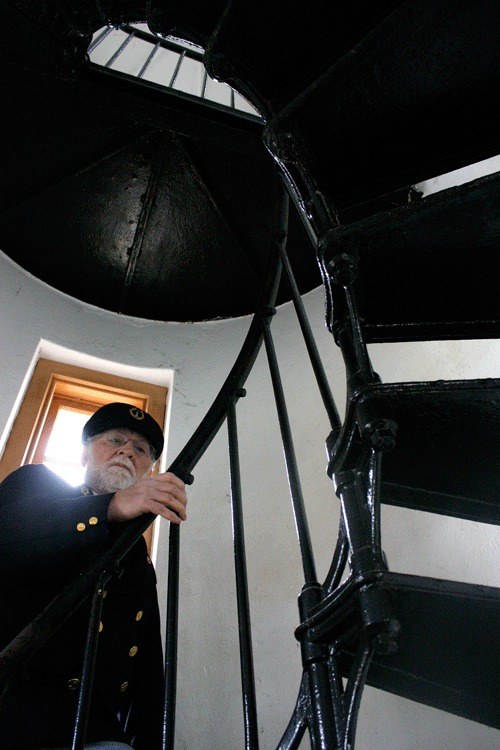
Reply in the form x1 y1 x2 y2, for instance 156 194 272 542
88 23 261 120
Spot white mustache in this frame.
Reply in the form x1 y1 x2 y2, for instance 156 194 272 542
107 457 135 475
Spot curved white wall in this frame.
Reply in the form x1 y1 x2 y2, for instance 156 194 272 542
0 250 498 749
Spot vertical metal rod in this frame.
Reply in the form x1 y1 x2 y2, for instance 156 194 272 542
337 473 372 556
104 31 135 68
71 573 108 750
323 520 349 595
138 41 160 78
277 673 309 749
366 451 382 552
306 658 339 750
227 397 259 750
87 25 113 54
278 243 341 432
327 655 347 747
343 285 374 385
201 69 208 99
169 50 186 88
263 319 317 584
342 643 374 750
231 88 236 109
163 524 180 750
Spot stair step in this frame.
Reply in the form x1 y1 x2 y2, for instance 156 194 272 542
267 0 499 210
355 378 500 525
323 173 500 343
337 572 500 728
205 0 404 116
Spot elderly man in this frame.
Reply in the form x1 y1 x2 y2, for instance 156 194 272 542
0 402 187 750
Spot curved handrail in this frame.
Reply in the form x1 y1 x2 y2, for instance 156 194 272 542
0 187 287 695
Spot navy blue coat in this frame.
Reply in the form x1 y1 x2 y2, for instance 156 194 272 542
0 464 164 749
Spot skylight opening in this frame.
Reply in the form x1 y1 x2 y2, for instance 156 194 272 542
88 23 260 119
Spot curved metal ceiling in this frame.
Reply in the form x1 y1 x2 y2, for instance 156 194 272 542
0 1 320 321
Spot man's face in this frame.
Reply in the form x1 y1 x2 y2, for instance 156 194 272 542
82 428 155 494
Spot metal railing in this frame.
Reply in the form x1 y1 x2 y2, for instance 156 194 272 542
88 23 260 120
0 179 396 749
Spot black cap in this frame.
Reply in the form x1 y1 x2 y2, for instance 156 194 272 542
82 402 164 458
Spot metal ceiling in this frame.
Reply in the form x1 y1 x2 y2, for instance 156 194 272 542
0 1 320 321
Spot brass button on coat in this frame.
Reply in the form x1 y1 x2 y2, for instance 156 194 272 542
99 621 104 632
129 646 138 657
89 516 98 525
67 678 80 690
76 523 86 532
135 610 143 621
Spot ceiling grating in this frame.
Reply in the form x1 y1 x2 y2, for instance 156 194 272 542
88 23 261 120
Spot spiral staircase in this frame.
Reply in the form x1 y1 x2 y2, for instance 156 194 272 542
0 1 498 748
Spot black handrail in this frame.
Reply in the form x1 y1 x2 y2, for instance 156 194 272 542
0 186 288 745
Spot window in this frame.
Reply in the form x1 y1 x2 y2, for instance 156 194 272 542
0 358 168 551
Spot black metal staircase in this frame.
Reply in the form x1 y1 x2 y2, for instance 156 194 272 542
0 1 499 748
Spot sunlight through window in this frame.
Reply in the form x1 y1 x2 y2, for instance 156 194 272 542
43 408 90 486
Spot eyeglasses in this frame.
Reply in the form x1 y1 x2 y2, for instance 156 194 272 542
99 431 153 459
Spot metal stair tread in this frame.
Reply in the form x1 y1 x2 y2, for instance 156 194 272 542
321 173 500 343
337 571 500 728
267 0 499 210
351 377 500 524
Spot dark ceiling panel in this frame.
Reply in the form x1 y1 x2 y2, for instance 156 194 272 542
1 130 161 310
123 132 265 320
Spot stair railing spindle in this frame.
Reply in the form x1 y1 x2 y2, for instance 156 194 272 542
262 317 317 585
228 396 259 750
163 523 180 750
278 242 341 433
71 572 109 750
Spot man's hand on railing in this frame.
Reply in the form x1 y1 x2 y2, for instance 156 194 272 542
107 472 188 524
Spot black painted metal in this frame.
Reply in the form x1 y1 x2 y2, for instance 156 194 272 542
227 397 259 750
71 574 109 750
263 319 317 585
320 173 500 343
263 309 349 747
279 242 341 433
205 0 405 118
323 521 349 597
266 0 500 219
358 378 500 525
0 1 321 323
338 573 500 728
163 523 180 750
1 2 499 749
342 644 374 750
160 189 289 745
0 188 288 738
277 673 308 750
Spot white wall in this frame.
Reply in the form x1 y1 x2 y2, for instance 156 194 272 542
0 249 498 750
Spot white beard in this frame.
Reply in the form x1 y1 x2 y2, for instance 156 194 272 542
87 461 136 494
